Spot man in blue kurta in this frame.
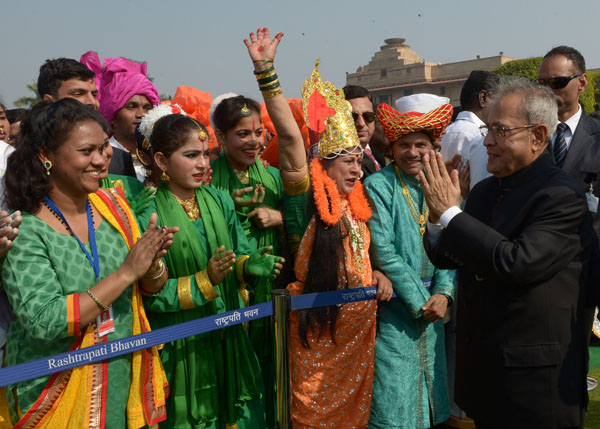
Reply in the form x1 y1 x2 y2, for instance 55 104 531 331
365 102 456 428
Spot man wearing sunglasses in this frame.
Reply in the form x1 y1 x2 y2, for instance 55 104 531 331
539 46 600 399
538 47 600 237
343 85 386 181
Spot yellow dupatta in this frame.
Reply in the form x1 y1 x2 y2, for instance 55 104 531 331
8 188 167 429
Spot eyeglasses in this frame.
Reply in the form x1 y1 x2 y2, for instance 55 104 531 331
352 111 376 123
536 74 582 90
479 124 539 138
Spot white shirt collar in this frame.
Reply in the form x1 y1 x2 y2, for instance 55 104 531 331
562 104 582 135
455 110 485 127
109 136 128 153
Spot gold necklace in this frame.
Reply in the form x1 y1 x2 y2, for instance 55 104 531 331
233 168 250 184
394 164 428 235
341 206 365 275
173 194 200 221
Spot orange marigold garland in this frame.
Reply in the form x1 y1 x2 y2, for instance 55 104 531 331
310 158 342 225
309 158 372 225
348 180 372 222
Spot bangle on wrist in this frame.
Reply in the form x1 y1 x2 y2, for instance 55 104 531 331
150 263 167 281
257 71 277 83
254 65 274 76
259 80 281 91
257 74 278 86
262 87 283 98
253 59 274 65
235 255 250 284
144 259 166 281
140 271 168 296
86 289 109 311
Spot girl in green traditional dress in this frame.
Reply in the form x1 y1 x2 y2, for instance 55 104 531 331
209 93 284 427
137 111 283 428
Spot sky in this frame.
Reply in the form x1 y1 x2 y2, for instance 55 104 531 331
2 0 600 108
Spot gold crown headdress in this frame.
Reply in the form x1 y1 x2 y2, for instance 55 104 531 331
302 59 360 158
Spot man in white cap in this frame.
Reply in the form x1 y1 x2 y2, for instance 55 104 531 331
396 92 475 429
395 93 451 151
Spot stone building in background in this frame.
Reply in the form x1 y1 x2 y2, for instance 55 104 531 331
346 38 517 107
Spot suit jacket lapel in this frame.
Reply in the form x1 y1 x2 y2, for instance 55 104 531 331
563 113 598 175
362 155 376 175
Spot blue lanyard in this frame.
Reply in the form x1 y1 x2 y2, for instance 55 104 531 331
43 196 100 281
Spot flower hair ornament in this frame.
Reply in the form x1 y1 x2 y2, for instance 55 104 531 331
138 103 187 149
301 58 362 159
209 92 239 130
310 158 372 226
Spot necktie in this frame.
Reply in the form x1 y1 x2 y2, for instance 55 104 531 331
553 123 568 168
364 147 381 171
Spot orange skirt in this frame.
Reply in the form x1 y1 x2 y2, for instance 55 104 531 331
289 283 376 428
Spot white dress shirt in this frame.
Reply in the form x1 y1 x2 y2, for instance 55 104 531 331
463 135 492 190
441 111 484 161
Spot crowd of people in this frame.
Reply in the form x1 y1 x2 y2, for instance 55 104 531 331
0 28 598 429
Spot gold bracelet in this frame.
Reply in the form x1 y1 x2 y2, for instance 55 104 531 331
147 260 166 281
262 87 283 98
259 79 280 90
86 289 109 311
255 69 277 80
235 255 250 284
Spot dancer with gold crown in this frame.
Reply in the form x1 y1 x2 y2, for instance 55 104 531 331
245 30 393 424
365 102 456 428
291 58 395 429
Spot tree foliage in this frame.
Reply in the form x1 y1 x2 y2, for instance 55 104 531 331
14 82 41 108
492 57 543 80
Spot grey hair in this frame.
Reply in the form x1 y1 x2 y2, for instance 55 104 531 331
496 77 558 143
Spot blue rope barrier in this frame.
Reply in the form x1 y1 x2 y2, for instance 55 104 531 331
0 302 272 387
0 286 396 387
290 286 396 310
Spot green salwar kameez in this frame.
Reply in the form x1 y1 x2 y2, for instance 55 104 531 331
210 156 282 426
139 185 265 429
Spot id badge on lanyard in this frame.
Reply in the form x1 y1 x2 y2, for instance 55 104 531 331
585 174 599 213
96 306 116 337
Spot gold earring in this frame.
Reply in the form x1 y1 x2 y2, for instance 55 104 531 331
44 160 52 176
161 169 170 182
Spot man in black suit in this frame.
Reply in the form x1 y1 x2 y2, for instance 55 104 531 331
538 46 600 239
342 85 385 180
419 78 596 428
37 58 136 178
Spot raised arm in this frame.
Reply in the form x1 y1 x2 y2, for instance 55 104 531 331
244 28 308 184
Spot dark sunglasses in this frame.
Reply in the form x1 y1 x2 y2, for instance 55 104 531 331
352 111 376 123
536 74 582 90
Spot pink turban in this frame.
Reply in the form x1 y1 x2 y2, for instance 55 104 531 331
80 51 160 123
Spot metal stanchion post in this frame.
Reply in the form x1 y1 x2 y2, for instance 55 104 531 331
272 289 292 429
